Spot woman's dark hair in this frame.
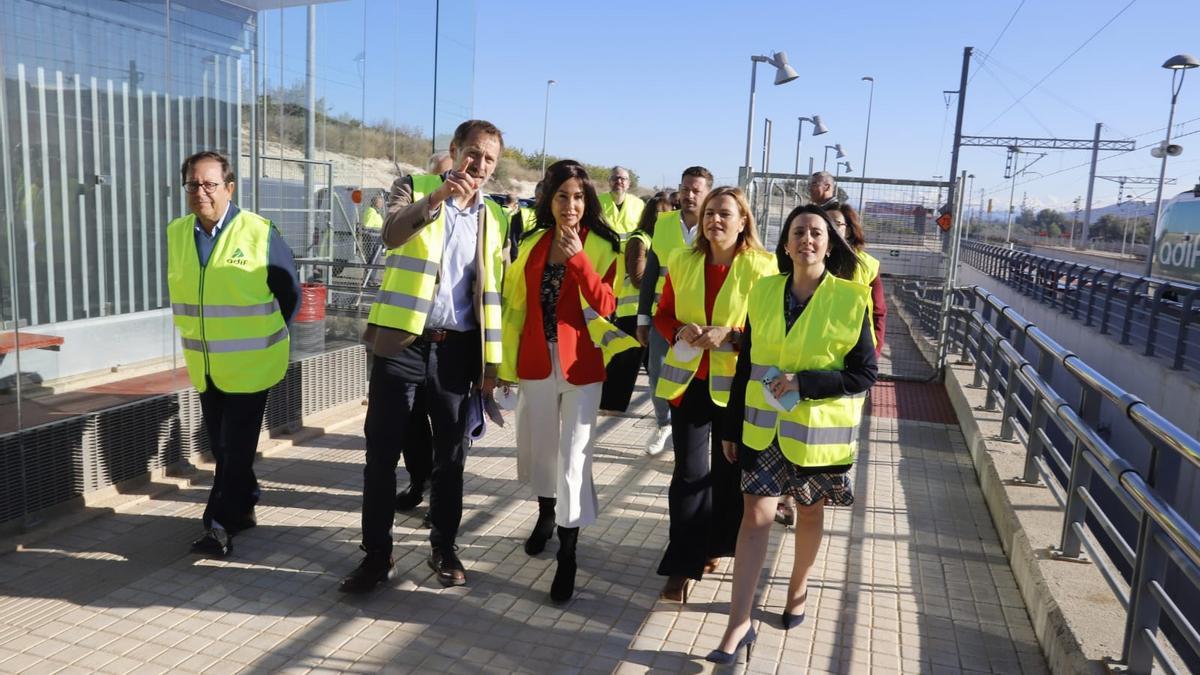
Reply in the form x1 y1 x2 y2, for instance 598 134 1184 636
775 204 859 279
825 203 867 251
634 193 673 236
529 159 621 252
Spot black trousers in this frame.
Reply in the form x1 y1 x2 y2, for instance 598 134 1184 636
656 377 742 579
401 389 433 486
599 315 644 412
198 378 269 531
362 330 479 555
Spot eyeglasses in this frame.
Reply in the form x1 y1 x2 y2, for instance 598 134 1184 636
183 181 226 194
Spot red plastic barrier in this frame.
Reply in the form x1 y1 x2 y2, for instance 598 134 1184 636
296 282 327 322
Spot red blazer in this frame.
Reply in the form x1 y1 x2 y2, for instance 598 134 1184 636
516 228 618 385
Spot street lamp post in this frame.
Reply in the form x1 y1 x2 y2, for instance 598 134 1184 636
1144 53 1199 276
858 76 874 211
794 115 827 198
540 79 556 175
793 115 828 174
836 161 852 179
822 144 845 171
741 51 799 186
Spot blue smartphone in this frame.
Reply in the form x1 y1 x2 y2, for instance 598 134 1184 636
760 366 800 412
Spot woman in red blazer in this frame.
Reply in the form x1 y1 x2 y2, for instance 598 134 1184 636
499 160 626 603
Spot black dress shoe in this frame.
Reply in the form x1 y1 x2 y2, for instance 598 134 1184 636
428 548 466 587
190 529 232 558
395 482 428 511
338 551 394 593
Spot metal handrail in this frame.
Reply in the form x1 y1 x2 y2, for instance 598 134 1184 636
960 240 1200 374
947 285 1200 674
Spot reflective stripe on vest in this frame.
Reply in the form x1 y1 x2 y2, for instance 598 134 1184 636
741 274 870 468
499 227 638 383
653 247 775 406
367 174 505 364
166 209 289 394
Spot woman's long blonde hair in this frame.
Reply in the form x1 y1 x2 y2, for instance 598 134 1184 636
692 186 765 258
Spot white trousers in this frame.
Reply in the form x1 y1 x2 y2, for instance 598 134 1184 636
516 347 602 529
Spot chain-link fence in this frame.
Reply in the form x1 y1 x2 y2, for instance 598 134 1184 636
746 172 955 381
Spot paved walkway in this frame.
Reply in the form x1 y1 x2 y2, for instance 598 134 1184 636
0 377 1046 674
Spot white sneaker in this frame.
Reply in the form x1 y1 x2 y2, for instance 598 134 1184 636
646 425 672 457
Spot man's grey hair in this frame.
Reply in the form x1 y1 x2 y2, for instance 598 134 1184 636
811 170 835 186
427 151 452 174
610 165 631 178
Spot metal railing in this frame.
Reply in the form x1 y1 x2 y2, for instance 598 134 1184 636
961 240 1200 374
944 285 1200 674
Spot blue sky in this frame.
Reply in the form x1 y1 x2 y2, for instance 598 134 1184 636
467 0 1200 211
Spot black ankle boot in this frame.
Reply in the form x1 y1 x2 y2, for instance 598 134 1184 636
550 526 578 603
524 496 557 555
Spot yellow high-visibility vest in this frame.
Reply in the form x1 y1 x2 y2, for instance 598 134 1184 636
366 174 505 364
167 209 289 393
647 210 689 315
853 250 881 347
598 192 645 240
654 247 775 405
741 273 870 468
361 205 383 231
614 229 651 318
499 227 639 382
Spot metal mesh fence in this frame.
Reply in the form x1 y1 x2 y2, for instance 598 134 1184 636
746 172 954 381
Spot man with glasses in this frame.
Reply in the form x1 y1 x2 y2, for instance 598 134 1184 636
598 166 645 240
166 151 300 558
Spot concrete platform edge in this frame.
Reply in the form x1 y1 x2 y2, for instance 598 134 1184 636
944 360 1114 675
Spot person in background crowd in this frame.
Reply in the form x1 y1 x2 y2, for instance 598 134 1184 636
828 203 885 352
807 171 838 208
636 167 713 457
341 120 508 593
708 205 877 664
652 186 775 602
499 160 637 603
428 151 453 176
598 166 646 241
599 193 673 414
168 150 300 558
510 180 544 262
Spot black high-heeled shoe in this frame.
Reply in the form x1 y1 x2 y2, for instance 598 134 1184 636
781 610 806 630
705 626 756 664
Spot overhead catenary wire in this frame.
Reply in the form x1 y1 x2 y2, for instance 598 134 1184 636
977 0 1138 134
967 0 1026 85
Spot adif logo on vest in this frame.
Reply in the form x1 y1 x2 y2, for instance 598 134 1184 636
226 247 248 266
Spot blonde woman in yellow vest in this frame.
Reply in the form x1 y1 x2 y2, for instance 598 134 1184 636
167 151 300 559
498 160 636 604
600 192 673 414
650 187 775 603
343 120 507 594
707 205 878 664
